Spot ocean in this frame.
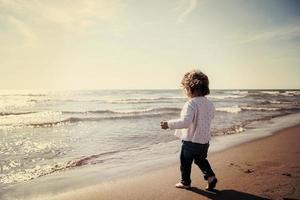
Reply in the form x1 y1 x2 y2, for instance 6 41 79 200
1 89 300 197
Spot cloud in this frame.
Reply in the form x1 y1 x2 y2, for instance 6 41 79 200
239 22 300 44
7 15 38 46
175 0 199 23
0 14 38 50
0 0 126 49
0 0 121 28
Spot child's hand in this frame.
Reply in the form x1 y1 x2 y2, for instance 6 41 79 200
160 120 169 129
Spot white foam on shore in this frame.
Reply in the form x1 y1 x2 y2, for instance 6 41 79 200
1 113 300 200
209 112 300 153
216 106 242 113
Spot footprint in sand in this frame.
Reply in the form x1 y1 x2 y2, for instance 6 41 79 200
281 173 292 177
228 162 255 174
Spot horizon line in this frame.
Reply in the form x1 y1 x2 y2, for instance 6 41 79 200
0 88 299 91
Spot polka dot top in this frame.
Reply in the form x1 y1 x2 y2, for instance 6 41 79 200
167 96 215 144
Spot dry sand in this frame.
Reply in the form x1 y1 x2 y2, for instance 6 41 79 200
47 125 300 200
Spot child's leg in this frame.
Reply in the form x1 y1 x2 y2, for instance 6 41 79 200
180 142 194 186
194 143 216 180
194 157 215 180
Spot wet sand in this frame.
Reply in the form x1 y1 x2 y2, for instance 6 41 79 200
40 125 300 200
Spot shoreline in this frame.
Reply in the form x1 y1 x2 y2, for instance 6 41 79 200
1 89 299 193
2 115 299 200
48 124 300 200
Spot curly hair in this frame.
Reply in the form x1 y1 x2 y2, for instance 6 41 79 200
181 70 210 97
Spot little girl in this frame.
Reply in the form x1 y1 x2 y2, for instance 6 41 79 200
161 70 217 190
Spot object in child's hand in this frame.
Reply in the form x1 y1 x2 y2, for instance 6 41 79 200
160 120 169 129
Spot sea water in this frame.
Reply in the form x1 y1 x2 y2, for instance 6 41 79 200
0 89 300 198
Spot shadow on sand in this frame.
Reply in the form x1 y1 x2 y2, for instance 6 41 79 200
189 187 270 200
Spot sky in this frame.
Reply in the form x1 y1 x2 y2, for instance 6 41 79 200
0 0 300 90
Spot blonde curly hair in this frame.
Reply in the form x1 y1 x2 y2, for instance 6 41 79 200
181 70 210 97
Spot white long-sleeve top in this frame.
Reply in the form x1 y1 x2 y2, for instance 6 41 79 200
167 96 215 144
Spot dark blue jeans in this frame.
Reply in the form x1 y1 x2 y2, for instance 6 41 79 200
180 140 215 186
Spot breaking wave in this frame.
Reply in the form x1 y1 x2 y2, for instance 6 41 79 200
0 108 181 128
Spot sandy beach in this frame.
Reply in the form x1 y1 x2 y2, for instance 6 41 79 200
37 124 300 200
1 0 300 199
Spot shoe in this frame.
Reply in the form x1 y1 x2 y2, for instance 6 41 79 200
175 182 191 189
206 177 218 191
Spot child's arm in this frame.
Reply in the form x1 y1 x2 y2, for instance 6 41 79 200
164 101 195 130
